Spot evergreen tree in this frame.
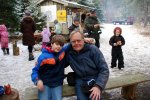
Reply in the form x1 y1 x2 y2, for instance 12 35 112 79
27 0 46 31
78 0 104 22
78 0 89 6
0 0 19 32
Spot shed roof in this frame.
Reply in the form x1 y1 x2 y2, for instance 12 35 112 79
37 0 94 9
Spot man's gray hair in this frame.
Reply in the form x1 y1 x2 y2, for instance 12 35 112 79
69 30 84 40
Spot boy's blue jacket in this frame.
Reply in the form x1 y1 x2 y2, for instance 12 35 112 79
31 44 69 87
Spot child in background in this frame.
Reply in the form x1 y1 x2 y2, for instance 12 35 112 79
31 35 68 100
41 26 51 49
0 24 9 55
109 27 125 70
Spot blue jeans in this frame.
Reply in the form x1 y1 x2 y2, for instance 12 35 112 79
75 77 102 100
75 78 92 100
38 85 62 100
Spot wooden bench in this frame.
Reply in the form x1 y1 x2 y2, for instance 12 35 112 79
24 73 150 100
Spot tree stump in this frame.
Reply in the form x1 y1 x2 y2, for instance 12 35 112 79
0 88 19 100
13 40 19 56
121 84 137 100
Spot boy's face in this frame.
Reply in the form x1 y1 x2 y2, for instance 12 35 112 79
51 42 63 52
115 29 121 36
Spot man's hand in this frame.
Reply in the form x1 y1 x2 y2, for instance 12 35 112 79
37 80 44 91
89 86 101 100
84 38 95 44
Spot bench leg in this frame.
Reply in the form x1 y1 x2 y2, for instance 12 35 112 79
121 84 137 100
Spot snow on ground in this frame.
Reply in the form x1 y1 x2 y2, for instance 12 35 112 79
0 24 150 100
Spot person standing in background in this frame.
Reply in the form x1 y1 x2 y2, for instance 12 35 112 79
52 19 62 35
0 24 9 55
41 26 51 49
20 10 36 61
109 27 125 70
84 9 102 48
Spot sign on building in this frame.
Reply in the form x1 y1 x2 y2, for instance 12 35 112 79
57 10 67 23
41 5 57 22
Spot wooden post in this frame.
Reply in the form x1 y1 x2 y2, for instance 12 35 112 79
121 84 137 100
13 40 19 56
0 88 19 100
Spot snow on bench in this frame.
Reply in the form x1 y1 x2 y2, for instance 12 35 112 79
24 73 150 100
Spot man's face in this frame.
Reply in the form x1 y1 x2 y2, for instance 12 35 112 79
70 32 84 52
90 12 96 16
74 21 80 26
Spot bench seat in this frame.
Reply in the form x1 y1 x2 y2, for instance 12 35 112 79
24 73 150 100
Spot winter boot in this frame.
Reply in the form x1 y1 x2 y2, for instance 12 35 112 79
29 53 34 61
6 48 9 55
2 48 6 55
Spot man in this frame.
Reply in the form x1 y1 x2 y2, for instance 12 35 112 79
84 9 102 48
68 16 83 42
52 19 62 35
66 31 109 100
68 16 80 34
20 10 36 61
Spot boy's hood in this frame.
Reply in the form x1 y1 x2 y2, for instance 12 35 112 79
42 47 54 53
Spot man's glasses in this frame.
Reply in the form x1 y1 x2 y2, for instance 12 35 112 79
71 39 83 44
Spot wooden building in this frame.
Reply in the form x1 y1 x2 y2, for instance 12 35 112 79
36 0 93 34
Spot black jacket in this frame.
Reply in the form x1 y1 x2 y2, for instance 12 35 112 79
68 24 79 34
109 35 125 49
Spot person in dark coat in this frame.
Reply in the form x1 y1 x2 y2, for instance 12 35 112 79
109 27 125 70
68 16 80 35
20 11 36 61
84 9 102 48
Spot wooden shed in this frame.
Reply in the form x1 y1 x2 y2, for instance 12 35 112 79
37 0 93 34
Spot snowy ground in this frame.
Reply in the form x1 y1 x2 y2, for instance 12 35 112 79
0 24 150 100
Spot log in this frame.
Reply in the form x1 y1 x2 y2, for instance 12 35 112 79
0 88 19 100
13 41 19 56
121 84 137 100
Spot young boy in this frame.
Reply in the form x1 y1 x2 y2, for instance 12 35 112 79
31 35 68 100
109 27 125 70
